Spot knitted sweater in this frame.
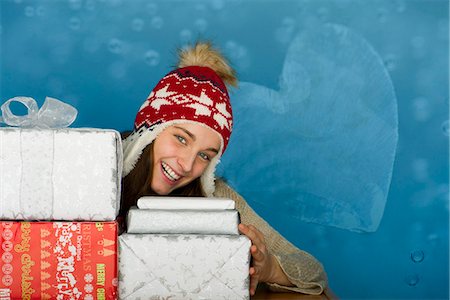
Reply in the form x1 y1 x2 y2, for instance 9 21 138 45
214 179 328 295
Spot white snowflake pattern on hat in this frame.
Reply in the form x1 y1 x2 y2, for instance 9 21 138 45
149 85 177 110
213 102 232 130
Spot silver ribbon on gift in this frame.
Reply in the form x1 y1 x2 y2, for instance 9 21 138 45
0 96 77 128
0 96 78 219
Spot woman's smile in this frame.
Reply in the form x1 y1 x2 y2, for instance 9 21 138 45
161 161 181 183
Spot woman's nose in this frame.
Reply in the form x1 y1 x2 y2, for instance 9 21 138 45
177 151 196 173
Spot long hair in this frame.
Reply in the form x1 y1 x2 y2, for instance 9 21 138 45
119 132 205 218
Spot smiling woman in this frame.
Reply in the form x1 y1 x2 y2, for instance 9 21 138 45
119 42 329 296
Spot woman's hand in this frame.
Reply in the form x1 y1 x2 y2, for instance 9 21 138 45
238 223 294 295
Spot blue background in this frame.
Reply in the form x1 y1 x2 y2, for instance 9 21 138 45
1 0 448 298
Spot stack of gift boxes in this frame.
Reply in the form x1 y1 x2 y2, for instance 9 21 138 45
0 127 251 299
120 197 251 299
0 128 122 299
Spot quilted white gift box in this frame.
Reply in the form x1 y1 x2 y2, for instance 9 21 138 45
137 196 236 210
127 207 240 235
119 233 251 300
0 128 122 220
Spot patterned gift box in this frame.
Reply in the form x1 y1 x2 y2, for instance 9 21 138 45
126 208 240 235
0 221 118 300
119 233 251 300
0 128 122 221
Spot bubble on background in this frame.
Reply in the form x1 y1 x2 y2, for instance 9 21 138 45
383 53 397 72
411 183 449 208
427 233 441 247
36 5 45 17
146 3 158 15
151 16 164 29
405 274 420 286
317 6 329 21
179 29 193 43
194 19 208 33
24 6 35 17
106 0 123 6
210 0 225 10
411 158 429 183
224 40 249 70
108 38 124 54
144 50 160 67
131 18 145 32
411 36 425 49
49 35 73 65
442 120 449 136
411 222 425 237
410 250 425 263
395 0 406 13
225 41 247 59
85 0 96 11
377 7 388 23
412 97 431 122
69 17 82 31
436 184 450 209
194 3 207 13
275 17 296 45
108 61 127 80
68 0 82 10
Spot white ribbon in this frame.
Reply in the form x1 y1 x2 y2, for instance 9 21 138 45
0 96 77 128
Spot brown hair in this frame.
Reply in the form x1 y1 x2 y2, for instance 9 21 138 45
119 132 205 218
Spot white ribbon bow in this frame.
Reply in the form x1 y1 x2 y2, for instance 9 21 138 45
0 96 77 128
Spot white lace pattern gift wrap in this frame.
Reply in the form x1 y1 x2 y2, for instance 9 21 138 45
137 196 236 210
119 233 251 300
0 128 122 220
127 207 240 235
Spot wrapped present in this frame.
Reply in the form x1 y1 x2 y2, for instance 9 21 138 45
0 128 122 220
0 221 118 300
119 233 251 299
126 207 240 235
0 96 122 221
137 197 236 210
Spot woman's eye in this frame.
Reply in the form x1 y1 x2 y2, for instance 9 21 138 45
175 135 187 144
199 152 210 161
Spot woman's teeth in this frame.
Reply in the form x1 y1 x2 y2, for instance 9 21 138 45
162 162 181 181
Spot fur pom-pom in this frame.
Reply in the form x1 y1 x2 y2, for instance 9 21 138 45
177 42 238 87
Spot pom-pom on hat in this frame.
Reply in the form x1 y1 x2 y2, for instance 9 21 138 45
122 42 237 197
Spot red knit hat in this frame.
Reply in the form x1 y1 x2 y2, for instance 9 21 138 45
122 65 233 196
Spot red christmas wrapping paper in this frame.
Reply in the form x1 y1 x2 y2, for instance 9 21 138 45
0 221 118 300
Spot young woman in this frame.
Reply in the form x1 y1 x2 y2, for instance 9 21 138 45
120 42 328 296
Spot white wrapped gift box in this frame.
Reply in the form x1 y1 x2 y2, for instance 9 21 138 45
0 128 122 220
127 207 240 235
119 233 251 300
137 196 236 210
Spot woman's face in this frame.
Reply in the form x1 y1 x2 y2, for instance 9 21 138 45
151 123 221 195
